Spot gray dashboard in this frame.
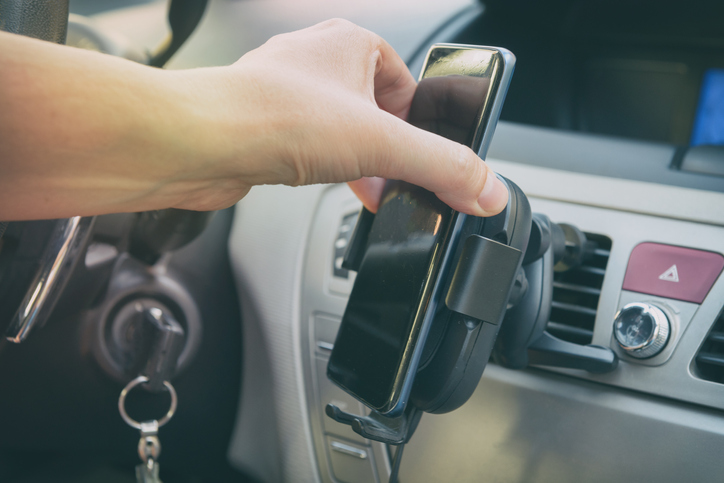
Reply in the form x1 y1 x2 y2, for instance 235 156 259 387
228 153 724 483
90 1 724 482
227 23 724 483
283 164 724 482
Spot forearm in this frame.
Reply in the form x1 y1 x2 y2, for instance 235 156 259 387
0 31 227 220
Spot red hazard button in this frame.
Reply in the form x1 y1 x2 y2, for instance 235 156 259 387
622 243 724 304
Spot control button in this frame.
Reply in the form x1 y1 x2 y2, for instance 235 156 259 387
330 440 368 460
622 243 724 304
613 303 670 358
314 315 341 354
317 341 335 352
333 212 360 279
327 437 377 483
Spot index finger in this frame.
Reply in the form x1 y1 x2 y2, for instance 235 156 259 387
371 38 418 120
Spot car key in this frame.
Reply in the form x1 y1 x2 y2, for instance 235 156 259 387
118 307 182 483
136 420 163 483
136 306 185 393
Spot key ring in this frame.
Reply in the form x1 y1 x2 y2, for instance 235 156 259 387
118 375 178 430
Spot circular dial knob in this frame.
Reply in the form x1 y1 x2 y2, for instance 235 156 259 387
613 303 670 359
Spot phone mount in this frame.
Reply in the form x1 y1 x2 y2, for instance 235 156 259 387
326 175 532 444
494 214 618 373
326 180 621 446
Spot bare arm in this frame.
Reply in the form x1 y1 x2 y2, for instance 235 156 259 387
0 20 508 221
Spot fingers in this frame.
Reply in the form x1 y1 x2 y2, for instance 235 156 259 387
339 27 507 217
319 23 506 216
299 19 417 120
371 38 418 120
347 177 386 212
355 112 509 217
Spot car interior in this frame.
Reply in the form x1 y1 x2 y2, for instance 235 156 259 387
1 0 723 482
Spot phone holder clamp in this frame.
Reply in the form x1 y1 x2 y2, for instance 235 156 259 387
325 403 422 445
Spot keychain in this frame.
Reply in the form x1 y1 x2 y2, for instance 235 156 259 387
116 306 185 482
119 375 178 483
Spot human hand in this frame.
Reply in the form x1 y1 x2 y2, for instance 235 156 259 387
0 21 507 220
178 19 508 217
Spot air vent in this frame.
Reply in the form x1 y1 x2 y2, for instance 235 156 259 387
694 308 724 384
546 233 612 345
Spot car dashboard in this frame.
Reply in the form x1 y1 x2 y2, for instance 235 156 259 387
226 1 724 481
1 0 723 482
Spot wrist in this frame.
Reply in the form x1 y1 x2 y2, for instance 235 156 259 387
137 67 246 212
152 66 283 212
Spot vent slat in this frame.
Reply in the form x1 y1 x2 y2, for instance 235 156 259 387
593 248 610 257
553 281 602 296
551 301 597 317
706 331 724 344
547 322 594 341
574 265 606 276
545 233 611 346
696 352 724 367
694 310 724 384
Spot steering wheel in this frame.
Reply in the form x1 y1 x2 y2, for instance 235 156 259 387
0 1 95 343
0 0 209 343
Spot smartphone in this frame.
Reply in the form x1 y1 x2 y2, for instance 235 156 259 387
327 45 515 416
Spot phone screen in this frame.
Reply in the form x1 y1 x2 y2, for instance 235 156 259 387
327 46 510 415
328 182 454 411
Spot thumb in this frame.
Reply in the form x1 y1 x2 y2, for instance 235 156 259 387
350 114 508 217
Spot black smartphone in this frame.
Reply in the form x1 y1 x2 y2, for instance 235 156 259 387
327 45 515 416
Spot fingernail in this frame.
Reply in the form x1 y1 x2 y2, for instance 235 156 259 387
477 172 509 215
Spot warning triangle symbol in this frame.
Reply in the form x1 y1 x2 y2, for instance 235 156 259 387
658 264 679 282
